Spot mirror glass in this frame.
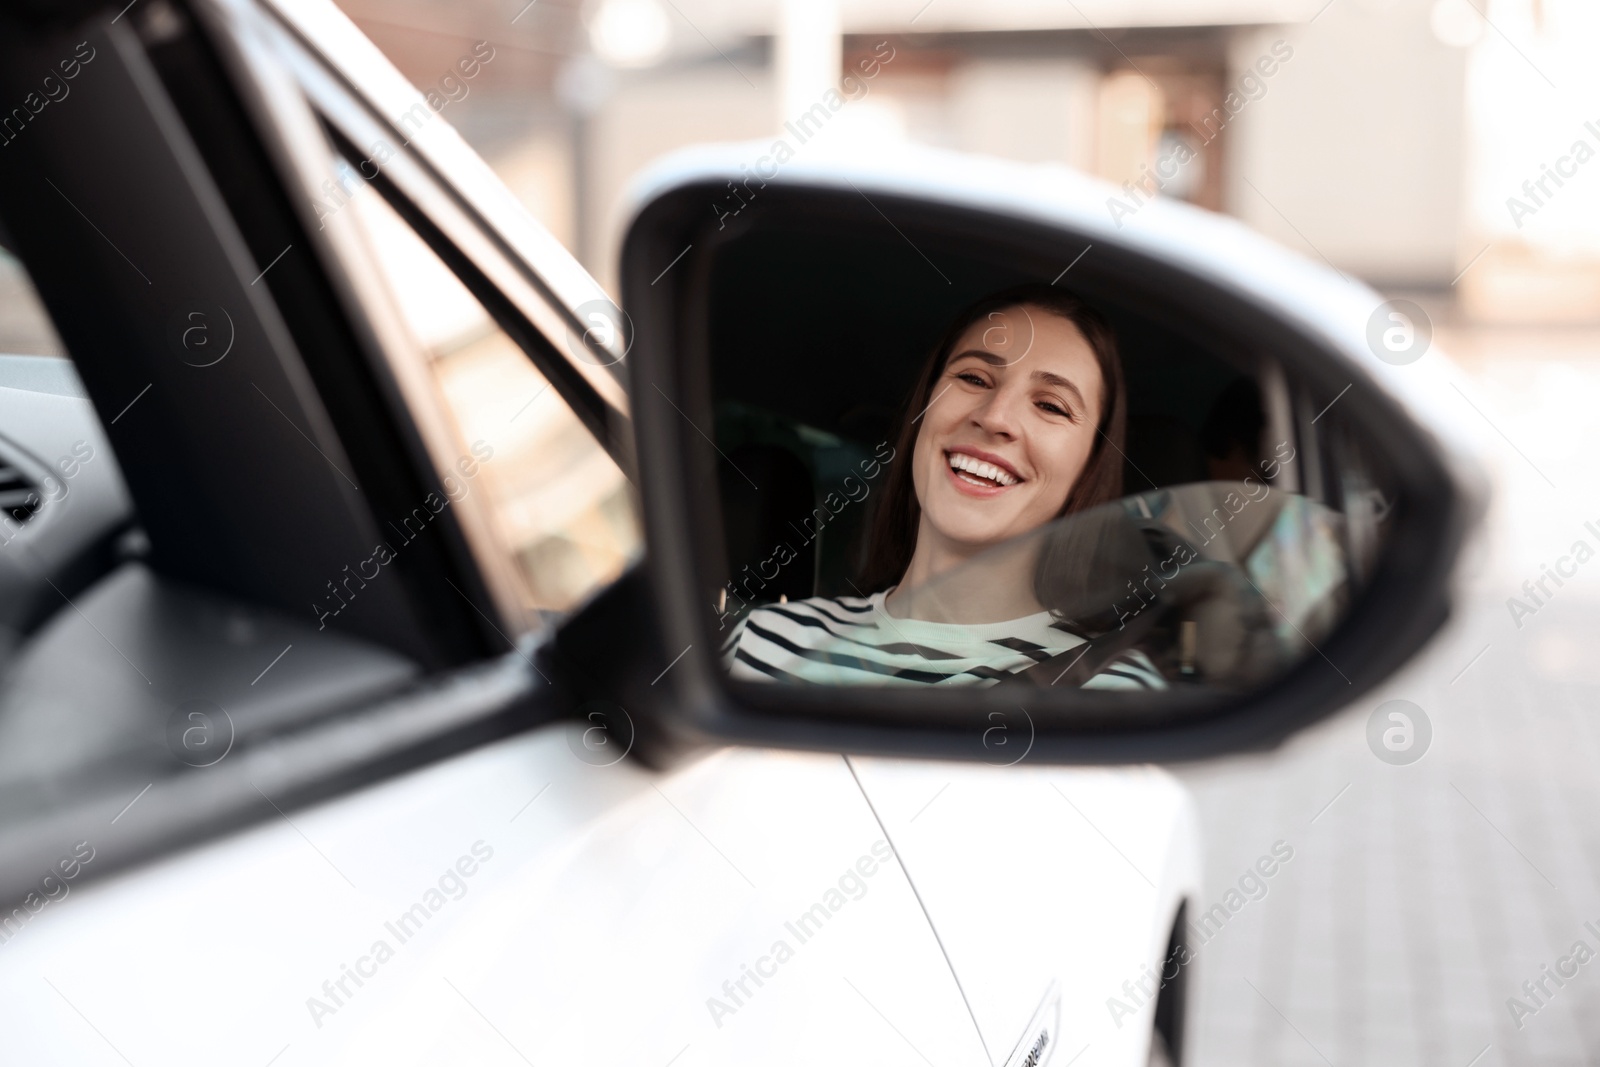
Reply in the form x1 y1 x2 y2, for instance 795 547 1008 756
687 201 1396 703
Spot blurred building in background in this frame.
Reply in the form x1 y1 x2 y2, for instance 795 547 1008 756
328 0 1591 318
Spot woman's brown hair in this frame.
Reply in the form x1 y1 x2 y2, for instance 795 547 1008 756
857 284 1127 592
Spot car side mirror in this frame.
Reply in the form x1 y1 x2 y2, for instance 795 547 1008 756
597 144 1483 765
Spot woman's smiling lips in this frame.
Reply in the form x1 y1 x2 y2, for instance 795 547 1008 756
944 446 1024 496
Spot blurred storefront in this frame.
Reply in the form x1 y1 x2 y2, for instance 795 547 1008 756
329 0 1594 320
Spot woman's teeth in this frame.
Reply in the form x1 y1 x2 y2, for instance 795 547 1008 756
948 452 1019 487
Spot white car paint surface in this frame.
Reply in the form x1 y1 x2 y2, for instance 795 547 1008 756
0 721 1196 1066
851 757 1200 1065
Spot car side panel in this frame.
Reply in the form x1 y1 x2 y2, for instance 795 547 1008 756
0 728 986 1066
851 757 1202 1066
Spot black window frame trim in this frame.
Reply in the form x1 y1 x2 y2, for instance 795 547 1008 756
247 0 637 480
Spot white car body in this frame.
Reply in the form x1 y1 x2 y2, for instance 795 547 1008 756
0 2 1212 1063
0 723 1198 1066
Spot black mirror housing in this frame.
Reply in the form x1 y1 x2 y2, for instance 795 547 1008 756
614 145 1485 765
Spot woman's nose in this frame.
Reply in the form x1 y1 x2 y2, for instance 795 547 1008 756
971 385 1022 437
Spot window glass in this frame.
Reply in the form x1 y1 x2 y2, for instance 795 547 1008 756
0 245 134 677
0 247 67 358
335 164 641 626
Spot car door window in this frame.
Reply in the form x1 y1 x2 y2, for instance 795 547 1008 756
334 159 641 628
0 248 134 675
0 248 67 359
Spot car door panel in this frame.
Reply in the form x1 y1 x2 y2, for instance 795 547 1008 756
851 757 1201 1066
0 726 988 1066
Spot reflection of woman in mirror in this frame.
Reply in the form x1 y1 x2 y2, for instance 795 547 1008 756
723 284 1164 689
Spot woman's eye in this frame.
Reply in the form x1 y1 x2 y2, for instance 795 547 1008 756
1037 399 1074 419
956 372 986 386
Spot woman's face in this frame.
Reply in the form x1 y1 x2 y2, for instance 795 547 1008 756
910 304 1105 557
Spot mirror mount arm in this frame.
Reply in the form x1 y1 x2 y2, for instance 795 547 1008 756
544 564 704 770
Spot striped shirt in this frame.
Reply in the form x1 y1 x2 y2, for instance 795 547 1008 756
722 591 1165 689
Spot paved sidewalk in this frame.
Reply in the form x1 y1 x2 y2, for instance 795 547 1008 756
1173 325 1600 1067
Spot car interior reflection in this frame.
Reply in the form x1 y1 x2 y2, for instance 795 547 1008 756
709 270 1387 694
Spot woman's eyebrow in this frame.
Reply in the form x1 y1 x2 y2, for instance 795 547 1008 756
953 349 1010 367
1031 369 1086 407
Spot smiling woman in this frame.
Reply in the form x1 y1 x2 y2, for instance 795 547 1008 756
721 285 1163 689
862 285 1126 598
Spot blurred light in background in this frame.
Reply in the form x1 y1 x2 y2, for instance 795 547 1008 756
1095 70 1164 193
586 0 671 68
775 0 840 128
1431 0 1485 48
